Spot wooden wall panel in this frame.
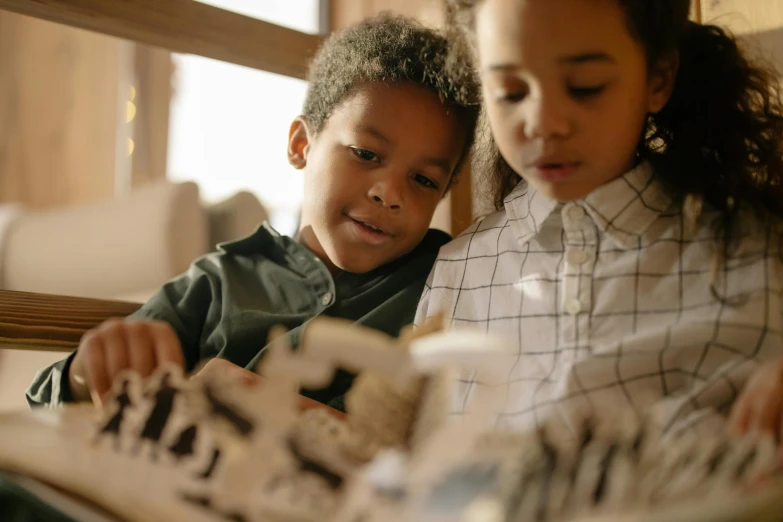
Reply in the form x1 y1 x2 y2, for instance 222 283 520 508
131 45 174 188
701 0 783 77
702 1 783 35
690 0 701 23
0 11 120 208
330 0 444 30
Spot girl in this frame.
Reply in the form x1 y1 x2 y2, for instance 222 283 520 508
416 0 783 436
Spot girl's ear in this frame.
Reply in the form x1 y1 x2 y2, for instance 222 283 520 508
647 50 680 114
287 117 314 170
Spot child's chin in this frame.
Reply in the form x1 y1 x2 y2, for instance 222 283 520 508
334 253 386 274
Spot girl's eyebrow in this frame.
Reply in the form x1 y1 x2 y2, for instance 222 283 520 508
558 52 615 65
483 52 616 72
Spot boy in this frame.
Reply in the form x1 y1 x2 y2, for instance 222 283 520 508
26 14 479 412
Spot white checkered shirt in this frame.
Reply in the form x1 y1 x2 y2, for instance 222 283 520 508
416 162 783 435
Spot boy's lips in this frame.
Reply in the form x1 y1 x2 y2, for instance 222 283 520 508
346 214 393 246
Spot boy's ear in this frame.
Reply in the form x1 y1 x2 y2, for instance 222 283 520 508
647 50 679 114
288 116 313 170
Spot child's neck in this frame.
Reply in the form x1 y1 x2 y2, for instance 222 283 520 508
295 226 342 276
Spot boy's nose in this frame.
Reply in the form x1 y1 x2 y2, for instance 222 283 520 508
367 176 404 210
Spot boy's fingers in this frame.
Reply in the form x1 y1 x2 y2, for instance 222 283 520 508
102 323 130 381
83 336 110 402
150 322 184 368
125 321 156 378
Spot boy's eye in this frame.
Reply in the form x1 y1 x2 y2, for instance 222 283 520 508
350 147 379 162
568 85 606 100
496 92 526 104
414 173 438 190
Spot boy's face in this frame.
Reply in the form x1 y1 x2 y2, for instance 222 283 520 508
475 0 676 201
290 82 466 274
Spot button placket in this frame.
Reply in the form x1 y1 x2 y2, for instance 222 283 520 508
567 248 590 266
560 203 596 353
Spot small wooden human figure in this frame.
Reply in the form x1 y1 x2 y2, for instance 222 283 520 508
168 423 198 462
195 383 257 479
134 371 179 460
94 377 134 451
203 383 255 437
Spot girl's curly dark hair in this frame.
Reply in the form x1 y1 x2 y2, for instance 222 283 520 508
303 13 481 184
446 0 783 229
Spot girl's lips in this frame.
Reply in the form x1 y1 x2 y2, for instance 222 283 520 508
534 162 581 181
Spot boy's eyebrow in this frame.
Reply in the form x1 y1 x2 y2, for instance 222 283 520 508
357 125 452 177
483 63 520 73
483 52 615 72
422 157 452 178
357 125 392 144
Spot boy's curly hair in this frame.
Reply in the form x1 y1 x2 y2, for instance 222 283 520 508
302 13 481 183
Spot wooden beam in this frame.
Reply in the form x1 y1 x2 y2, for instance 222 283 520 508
0 0 323 80
0 290 141 352
691 0 702 24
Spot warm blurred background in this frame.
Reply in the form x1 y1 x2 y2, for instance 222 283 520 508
0 0 781 411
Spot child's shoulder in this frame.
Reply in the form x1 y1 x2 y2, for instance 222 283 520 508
215 222 283 258
185 222 305 280
435 209 510 261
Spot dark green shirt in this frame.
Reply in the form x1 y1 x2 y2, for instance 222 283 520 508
26 223 449 410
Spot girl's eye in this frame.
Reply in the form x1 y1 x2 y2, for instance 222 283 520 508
414 173 438 190
569 85 606 100
350 147 379 162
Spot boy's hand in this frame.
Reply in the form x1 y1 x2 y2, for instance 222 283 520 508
69 319 184 405
729 359 783 440
191 359 345 419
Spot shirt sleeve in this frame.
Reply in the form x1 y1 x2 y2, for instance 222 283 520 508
128 258 222 370
25 256 222 408
25 353 76 408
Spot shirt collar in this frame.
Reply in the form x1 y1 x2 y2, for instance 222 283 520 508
504 161 674 249
217 222 450 300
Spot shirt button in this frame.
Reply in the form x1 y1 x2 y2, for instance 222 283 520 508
565 299 582 316
567 205 586 222
567 249 589 265
321 292 333 306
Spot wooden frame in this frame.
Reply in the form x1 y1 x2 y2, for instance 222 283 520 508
0 0 323 352
0 0 476 351
691 0 702 24
0 0 323 80
0 290 141 352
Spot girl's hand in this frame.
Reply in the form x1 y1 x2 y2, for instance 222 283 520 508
729 359 783 440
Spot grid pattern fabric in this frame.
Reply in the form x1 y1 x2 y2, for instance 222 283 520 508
415 162 783 436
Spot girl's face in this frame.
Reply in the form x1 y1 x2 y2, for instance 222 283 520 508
475 0 675 201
